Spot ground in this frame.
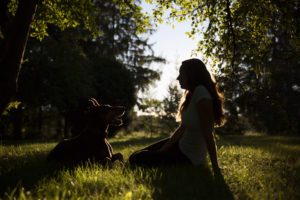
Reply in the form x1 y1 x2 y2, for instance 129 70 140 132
0 132 299 200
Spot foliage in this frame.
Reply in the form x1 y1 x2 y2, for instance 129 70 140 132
232 28 300 134
1 101 21 116
137 97 163 116
133 83 181 135
146 0 300 135
19 38 94 109
161 83 181 119
135 97 163 136
4 0 151 41
79 0 163 92
146 0 299 71
159 83 182 133
0 133 300 199
0 0 165 139
0 0 157 115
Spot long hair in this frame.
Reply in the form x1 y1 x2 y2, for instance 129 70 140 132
176 58 226 126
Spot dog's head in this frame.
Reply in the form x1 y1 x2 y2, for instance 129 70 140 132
87 98 126 127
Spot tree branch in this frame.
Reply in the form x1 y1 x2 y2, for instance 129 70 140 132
225 0 236 70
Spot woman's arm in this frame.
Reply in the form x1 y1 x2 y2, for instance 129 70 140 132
158 124 185 151
196 99 221 173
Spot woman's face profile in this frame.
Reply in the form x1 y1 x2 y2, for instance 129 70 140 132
177 65 189 89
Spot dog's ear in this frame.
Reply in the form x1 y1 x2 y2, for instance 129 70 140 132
91 98 100 106
88 98 100 112
89 98 100 106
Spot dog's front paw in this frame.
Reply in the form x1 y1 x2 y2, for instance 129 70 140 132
100 157 112 167
112 153 124 162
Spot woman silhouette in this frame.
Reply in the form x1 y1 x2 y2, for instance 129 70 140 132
129 58 225 173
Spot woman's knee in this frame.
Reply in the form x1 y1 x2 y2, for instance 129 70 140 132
129 150 155 165
129 151 144 164
129 152 137 164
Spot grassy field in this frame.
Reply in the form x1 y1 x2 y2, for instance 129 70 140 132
0 132 299 200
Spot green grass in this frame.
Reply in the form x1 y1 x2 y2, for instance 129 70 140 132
0 132 299 200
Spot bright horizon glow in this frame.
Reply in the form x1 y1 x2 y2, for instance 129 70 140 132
140 1 206 101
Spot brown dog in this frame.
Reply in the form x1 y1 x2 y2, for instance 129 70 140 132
47 98 125 164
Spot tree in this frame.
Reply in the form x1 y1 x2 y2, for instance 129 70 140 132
147 0 300 134
1 0 164 139
73 0 164 92
137 96 162 136
162 83 181 118
160 83 182 132
12 36 94 138
0 0 97 114
147 1 298 72
0 0 39 115
134 83 182 135
234 26 300 134
0 0 151 115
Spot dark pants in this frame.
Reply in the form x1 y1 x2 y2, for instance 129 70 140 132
129 138 192 167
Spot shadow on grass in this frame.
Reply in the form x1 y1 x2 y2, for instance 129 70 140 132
0 150 85 198
110 135 166 149
0 152 56 197
133 165 237 200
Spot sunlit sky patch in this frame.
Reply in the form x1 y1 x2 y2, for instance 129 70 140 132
139 1 202 100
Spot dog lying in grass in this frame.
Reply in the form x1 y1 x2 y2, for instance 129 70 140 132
47 98 125 164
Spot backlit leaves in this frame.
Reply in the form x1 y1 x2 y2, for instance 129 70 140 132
6 0 152 40
146 0 299 75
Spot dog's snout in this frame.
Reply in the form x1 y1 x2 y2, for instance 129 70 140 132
116 106 126 113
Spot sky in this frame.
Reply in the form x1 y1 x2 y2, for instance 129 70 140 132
139 1 201 100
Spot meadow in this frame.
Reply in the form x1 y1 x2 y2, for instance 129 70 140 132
0 132 299 200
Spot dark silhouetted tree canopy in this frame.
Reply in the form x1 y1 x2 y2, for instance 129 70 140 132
0 0 164 138
147 0 300 134
0 0 152 114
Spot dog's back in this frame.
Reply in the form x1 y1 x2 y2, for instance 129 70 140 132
47 136 86 162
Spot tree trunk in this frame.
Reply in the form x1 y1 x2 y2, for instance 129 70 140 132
64 117 70 139
0 0 38 115
0 0 10 31
12 106 23 139
37 106 43 136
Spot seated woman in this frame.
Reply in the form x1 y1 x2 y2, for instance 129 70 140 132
129 58 226 173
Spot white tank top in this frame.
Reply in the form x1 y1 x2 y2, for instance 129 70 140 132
179 85 212 165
